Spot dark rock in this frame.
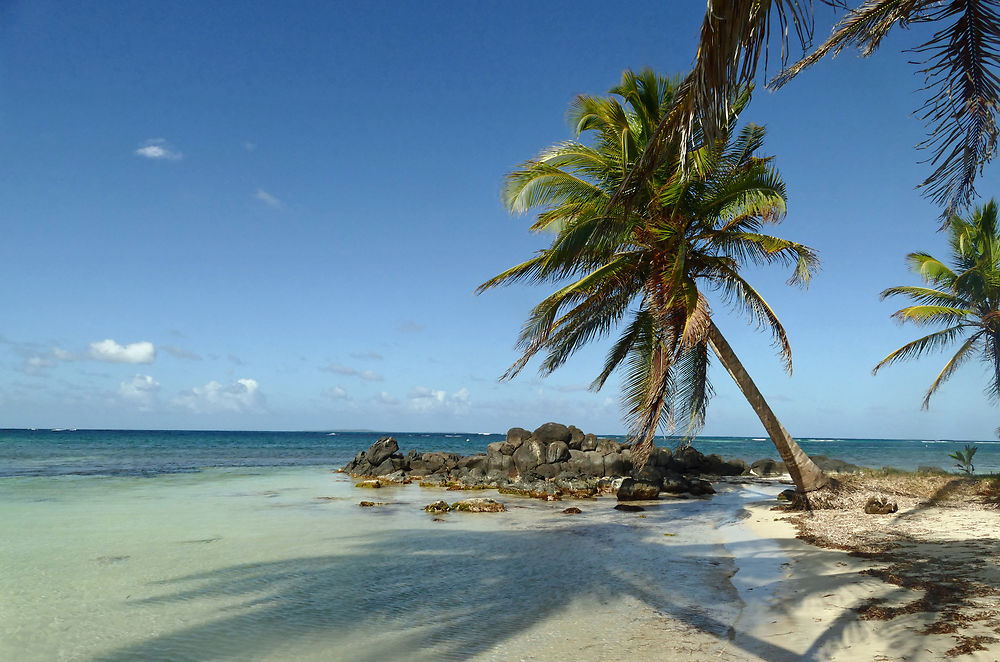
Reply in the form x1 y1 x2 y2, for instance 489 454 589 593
562 507 582 514
486 441 506 459
750 458 787 477
661 474 692 494
424 500 451 513
864 496 898 515
366 437 399 467
554 474 597 495
688 479 716 496
617 478 660 501
603 451 628 476
359 501 376 507
512 439 547 473
546 440 571 464
535 463 560 479
373 458 397 475
381 470 411 484
672 447 708 473
777 489 798 502
505 427 531 449
532 422 572 443
809 455 864 474
580 433 598 452
458 454 486 472
649 447 673 468
614 504 645 512
595 438 622 456
568 425 585 450
584 451 606 477
486 452 515 477
632 464 665 483
451 498 507 512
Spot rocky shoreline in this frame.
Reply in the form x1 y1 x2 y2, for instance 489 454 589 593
340 422 863 501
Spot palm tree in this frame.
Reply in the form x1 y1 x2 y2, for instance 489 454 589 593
619 1 1000 221
874 200 1000 407
479 69 831 494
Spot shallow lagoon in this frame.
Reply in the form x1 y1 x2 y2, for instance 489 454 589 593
0 466 784 661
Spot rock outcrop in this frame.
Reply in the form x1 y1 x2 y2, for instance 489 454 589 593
340 424 864 501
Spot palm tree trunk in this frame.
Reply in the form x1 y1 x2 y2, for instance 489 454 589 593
707 320 830 493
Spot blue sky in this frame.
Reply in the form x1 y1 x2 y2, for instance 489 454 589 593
0 1 995 439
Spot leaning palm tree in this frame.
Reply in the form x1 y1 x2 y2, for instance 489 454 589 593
479 69 831 494
619 1 1000 221
874 200 1000 406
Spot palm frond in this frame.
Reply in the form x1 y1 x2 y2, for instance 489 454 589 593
921 332 982 408
873 324 972 373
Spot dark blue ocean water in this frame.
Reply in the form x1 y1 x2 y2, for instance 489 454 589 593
0 428 997 477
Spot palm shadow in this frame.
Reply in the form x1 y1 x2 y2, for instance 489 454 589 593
84 502 943 662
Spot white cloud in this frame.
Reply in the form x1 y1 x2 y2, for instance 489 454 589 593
135 138 182 161
119 374 161 411
18 345 76 374
173 378 264 414
88 339 155 364
373 391 399 406
254 189 281 208
325 385 349 400
407 386 471 414
161 345 202 361
320 363 383 381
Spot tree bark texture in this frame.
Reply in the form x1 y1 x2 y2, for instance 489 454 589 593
707 320 830 493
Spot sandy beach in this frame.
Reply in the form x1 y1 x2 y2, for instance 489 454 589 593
726 478 1000 661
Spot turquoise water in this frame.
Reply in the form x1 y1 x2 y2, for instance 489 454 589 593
1 428 998 476
1 465 782 662
2 429 995 661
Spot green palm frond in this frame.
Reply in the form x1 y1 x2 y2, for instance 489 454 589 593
482 68 814 465
922 333 983 408
877 199 1000 406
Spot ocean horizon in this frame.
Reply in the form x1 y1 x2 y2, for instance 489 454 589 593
2 427 998 477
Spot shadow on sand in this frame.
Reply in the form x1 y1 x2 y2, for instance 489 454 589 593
81 497 963 662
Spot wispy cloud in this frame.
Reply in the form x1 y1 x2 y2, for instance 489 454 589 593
119 374 161 411
254 189 281 208
350 350 383 361
407 386 471 414
395 320 425 334
373 391 399 406
173 378 264 414
243 141 257 152
161 345 202 361
325 385 349 400
88 339 155 364
320 362 383 381
135 138 182 161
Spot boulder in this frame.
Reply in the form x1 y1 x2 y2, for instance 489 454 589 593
535 463 560 479
568 425 585 450
532 422 572 443
424 500 451 513
595 438 622 456
546 440 571 464
672 447 708 473
649 447 673 468
661 474 692 495
505 427 531 448
355 479 382 489
614 504 645 512
810 455 864 474
381 470 411 484
365 437 399 467
750 458 787 477
486 441 506 459
486 452 514 477
451 498 507 513
580 433 598 452
603 451 628 476
688 479 716 496
562 507 582 514
513 439 547 473
617 478 661 501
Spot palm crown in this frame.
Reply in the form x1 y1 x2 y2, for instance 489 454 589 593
479 69 820 468
875 200 1000 407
